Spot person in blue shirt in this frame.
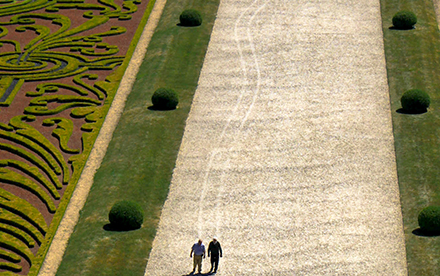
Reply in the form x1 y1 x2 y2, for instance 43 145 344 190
190 239 206 274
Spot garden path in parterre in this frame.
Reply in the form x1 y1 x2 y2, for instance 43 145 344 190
144 0 407 275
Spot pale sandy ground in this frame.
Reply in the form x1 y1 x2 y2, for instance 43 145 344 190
37 0 168 275
435 0 440 27
144 0 407 275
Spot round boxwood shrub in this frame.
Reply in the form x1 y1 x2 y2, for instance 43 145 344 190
400 89 430 113
151 88 179 110
179 9 202 27
418 206 440 234
109 200 144 230
392 11 417 30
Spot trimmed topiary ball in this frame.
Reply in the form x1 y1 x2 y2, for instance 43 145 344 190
392 11 417 30
151 88 179 110
109 200 144 230
418 206 440 234
401 89 430 113
179 9 202 27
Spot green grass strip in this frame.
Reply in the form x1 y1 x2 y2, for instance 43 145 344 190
380 0 440 275
56 0 220 274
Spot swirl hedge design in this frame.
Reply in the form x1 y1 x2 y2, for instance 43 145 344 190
0 0 156 274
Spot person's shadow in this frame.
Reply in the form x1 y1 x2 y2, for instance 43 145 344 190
182 272 214 276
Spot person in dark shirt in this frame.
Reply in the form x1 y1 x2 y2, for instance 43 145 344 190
207 237 222 273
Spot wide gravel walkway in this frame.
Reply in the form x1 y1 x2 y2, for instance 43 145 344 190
144 0 407 275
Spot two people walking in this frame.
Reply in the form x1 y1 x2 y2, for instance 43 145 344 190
190 237 222 274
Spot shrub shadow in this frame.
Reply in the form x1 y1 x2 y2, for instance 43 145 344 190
148 105 177 111
176 23 201 27
103 223 140 232
389 26 416 30
396 108 427 115
412 228 440 237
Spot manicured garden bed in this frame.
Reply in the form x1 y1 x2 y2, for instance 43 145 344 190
0 0 156 274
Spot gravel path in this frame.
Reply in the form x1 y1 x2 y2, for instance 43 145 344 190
37 0 168 274
144 0 407 275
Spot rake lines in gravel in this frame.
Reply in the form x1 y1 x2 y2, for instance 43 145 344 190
196 0 268 236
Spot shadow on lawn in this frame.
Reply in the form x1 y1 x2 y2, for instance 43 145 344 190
102 223 140 232
396 108 428 115
147 105 177 111
412 228 440 237
388 26 416 30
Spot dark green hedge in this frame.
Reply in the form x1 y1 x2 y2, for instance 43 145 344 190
179 9 202 27
109 200 144 230
393 11 417 30
151 88 179 110
418 206 440 234
401 89 430 114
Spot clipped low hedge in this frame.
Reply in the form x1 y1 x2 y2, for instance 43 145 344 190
151 88 179 110
179 9 202 27
418 206 440 234
109 200 144 230
392 11 417 30
401 89 430 114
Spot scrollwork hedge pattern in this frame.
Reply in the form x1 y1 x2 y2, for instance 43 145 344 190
0 0 153 274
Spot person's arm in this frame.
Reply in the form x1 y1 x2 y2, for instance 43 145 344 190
207 242 211 257
203 246 206 258
219 243 222 257
190 247 194 258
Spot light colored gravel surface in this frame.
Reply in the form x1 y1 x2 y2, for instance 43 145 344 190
37 0 168 275
144 0 407 275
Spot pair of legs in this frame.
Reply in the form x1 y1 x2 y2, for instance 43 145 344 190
209 255 219 273
192 255 202 273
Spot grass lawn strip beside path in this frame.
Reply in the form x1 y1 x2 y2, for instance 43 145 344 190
53 0 221 275
380 0 440 275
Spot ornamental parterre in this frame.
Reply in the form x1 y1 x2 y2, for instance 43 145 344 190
0 0 153 274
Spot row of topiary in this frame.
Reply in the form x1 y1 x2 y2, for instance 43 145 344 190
392 11 440 235
148 10 203 110
392 12 431 114
106 9 204 231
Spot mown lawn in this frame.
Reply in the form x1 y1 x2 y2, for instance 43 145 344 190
380 0 440 275
55 0 220 275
